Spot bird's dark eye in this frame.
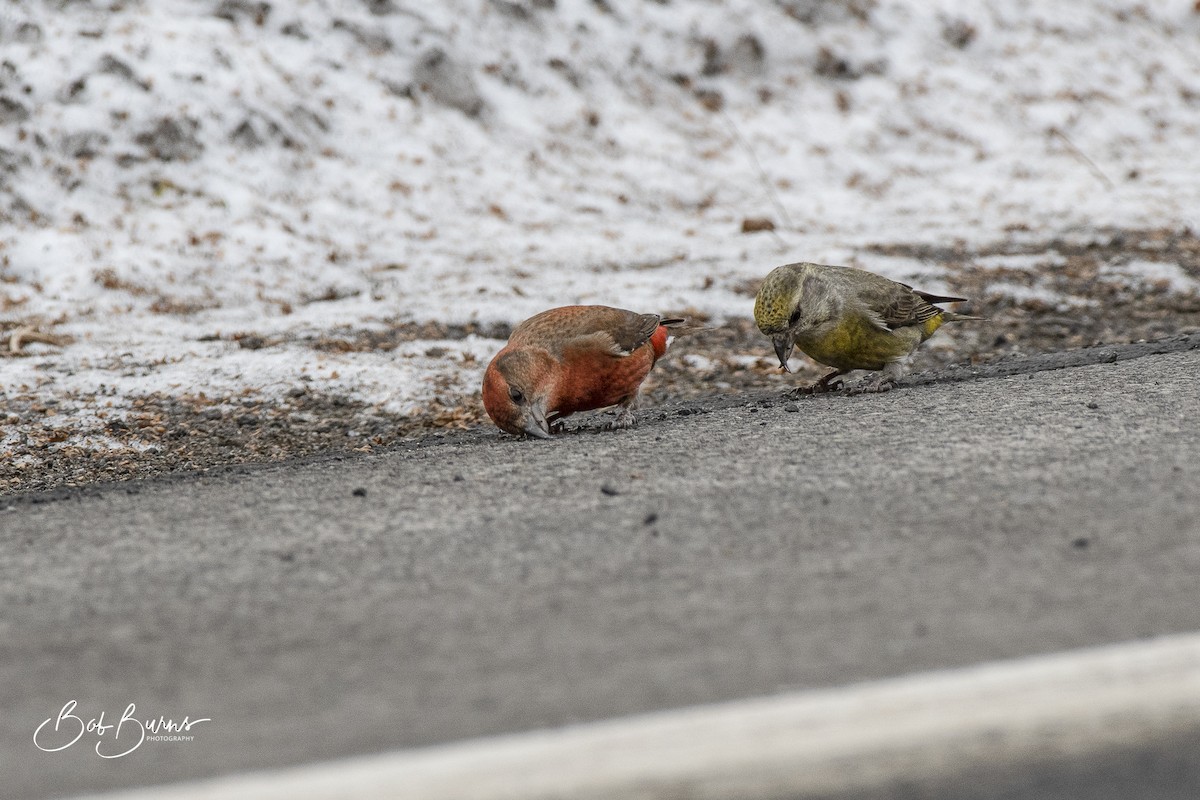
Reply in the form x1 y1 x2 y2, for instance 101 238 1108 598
509 387 524 404
788 306 803 327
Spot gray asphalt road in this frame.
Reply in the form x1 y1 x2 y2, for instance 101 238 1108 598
4 335 1200 799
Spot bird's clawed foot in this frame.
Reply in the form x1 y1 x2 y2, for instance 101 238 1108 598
523 420 566 439
606 407 637 431
846 376 895 395
812 371 847 394
785 371 846 397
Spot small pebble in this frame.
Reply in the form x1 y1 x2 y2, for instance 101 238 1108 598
1086 401 1099 409
352 487 367 497
783 403 799 413
600 484 619 496
643 512 658 525
1072 536 1089 549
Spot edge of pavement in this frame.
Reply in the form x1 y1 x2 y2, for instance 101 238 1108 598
66 631 1200 800
10 330 1200 505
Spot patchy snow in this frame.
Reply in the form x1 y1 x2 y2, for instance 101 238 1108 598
986 282 1090 310
973 253 1070 271
678 353 717 373
1100 258 1200 293
2 0 1200 424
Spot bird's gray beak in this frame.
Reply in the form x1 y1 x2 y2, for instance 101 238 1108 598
522 399 552 440
773 334 794 373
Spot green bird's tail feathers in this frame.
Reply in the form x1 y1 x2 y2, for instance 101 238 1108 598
941 311 986 323
916 290 984 324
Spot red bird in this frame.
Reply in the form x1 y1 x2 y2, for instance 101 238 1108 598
482 305 685 439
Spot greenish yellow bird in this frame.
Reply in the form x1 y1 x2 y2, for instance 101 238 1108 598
754 262 982 393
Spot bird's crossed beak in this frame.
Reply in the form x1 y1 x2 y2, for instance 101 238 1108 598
773 334 795 373
521 398 553 440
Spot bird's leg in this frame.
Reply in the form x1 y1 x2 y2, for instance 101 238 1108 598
607 395 639 430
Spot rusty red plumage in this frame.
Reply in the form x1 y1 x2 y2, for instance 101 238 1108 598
482 305 684 438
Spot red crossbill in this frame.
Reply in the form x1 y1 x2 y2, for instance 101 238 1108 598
482 305 685 439
754 262 983 393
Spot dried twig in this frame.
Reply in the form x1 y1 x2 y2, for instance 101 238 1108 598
3 325 72 355
720 110 793 251
1049 127 1115 190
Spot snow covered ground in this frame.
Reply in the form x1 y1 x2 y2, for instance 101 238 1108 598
2 0 1200 474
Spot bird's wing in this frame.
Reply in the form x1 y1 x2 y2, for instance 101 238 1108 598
605 311 666 354
514 306 662 358
854 279 945 331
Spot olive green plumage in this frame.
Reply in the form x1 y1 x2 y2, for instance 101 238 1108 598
754 262 982 391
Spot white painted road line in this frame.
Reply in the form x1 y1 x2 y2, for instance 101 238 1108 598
77 632 1200 800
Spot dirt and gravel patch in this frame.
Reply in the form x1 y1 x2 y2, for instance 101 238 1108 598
3 229 1199 498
